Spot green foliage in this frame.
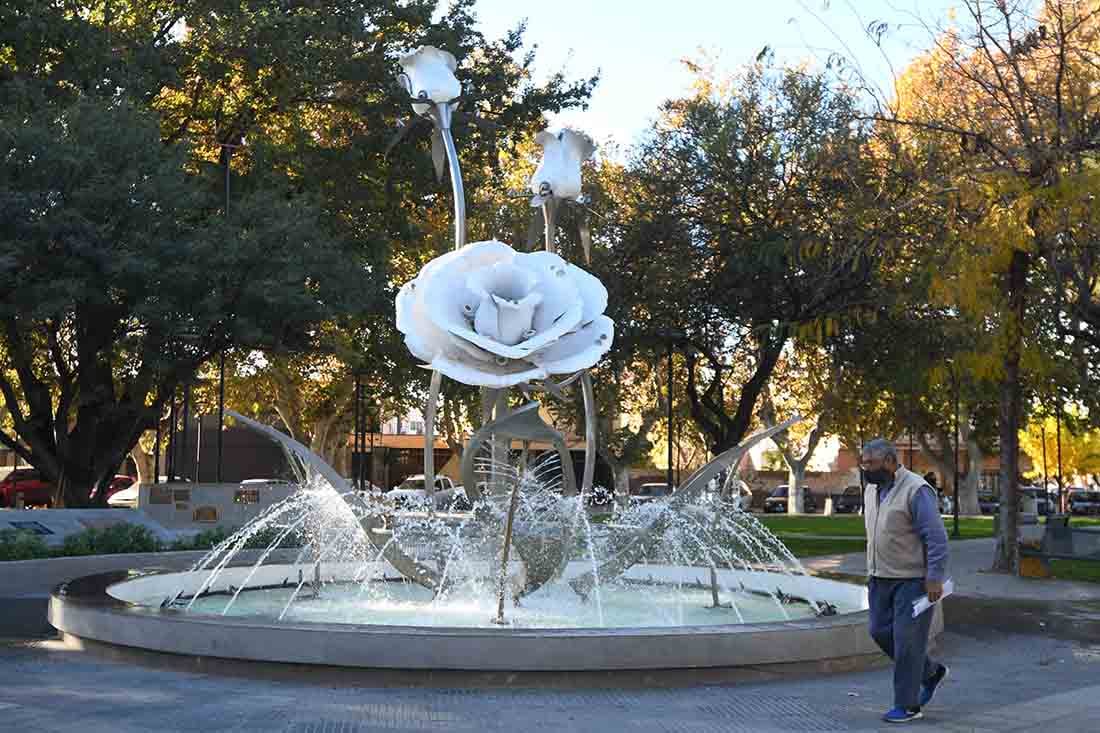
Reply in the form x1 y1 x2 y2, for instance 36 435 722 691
59 524 162 557
171 524 304 551
0 529 50 561
0 1 597 497
172 526 233 551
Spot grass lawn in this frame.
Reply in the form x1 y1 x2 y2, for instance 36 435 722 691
757 514 996 540
1048 559 1100 583
778 536 866 558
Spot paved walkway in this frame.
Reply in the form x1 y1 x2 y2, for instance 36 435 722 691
801 538 1100 602
3 624 1100 732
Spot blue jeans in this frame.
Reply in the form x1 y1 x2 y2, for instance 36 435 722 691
868 577 940 709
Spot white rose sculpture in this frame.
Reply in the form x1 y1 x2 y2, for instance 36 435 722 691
529 129 595 203
398 46 461 116
396 240 614 388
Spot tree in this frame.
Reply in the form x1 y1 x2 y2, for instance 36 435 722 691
622 64 894 457
867 0 1100 570
1021 413 1100 488
0 1 597 503
757 346 835 514
0 87 352 505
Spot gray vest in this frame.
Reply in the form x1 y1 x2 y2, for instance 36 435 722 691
864 466 928 579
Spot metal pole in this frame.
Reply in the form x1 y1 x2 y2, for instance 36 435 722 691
1041 419 1048 496
1057 401 1064 512
217 352 225 483
153 415 161 485
432 103 466 250
218 142 232 483
369 404 376 491
359 381 367 491
181 383 192 481
859 434 865 514
167 396 177 481
953 370 960 538
353 374 361 492
195 414 203 483
666 340 674 491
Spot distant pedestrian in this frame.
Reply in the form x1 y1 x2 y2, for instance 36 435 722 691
862 439 950 724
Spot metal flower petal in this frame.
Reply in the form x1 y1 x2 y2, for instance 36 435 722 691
396 240 613 387
399 46 461 116
528 129 596 201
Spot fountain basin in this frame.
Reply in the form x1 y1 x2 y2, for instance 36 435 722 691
49 562 878 672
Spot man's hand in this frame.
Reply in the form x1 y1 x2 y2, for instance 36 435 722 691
926 579 944 603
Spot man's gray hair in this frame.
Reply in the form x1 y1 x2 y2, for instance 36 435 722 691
862 438 897 461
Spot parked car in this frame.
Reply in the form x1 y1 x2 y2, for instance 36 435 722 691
386 475 470 512
90 474 136 503
831 486 863 514
1069 489 1100 516
763 485 818 513
631 482 671 506
978 491 1000 515
729 480 754 512
0 468 54 507
108 486 138 508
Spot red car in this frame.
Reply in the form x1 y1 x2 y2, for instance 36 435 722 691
90 475 136 502
0 468 55 507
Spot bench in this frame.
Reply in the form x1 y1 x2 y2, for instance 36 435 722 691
1019 518 1100 577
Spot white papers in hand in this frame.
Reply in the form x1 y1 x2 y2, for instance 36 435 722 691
912 578 954 617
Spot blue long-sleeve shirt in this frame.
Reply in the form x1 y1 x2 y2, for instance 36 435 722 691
877 480 949 582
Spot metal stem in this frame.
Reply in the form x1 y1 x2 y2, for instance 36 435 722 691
424 370 442 506
541 197 558 254
580 372 596 495
433 103 466 250
493 474 523 625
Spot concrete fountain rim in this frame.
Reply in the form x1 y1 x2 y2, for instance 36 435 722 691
47 565 881 673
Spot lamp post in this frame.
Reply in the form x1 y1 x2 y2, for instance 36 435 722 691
656 329 685 491
952 370 961 539
216 135 243 484
1056 396 1064 513
946 359 961 539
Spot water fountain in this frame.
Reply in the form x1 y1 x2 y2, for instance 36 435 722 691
48 45 876 675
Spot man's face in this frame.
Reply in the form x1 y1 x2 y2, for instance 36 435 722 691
860 452 897 482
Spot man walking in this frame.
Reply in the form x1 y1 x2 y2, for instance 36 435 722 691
862 438 950 723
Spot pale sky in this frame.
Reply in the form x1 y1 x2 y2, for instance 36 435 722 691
463 0 964 147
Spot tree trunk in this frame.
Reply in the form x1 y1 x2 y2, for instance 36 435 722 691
787 462 807 514
960 431 983 516
993 249 1027 573
130 443 155 485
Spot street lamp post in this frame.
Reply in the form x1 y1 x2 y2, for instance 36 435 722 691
952 370 961 539
216 136 242 485
946 360 961 539
666 339 673 491
656 329 684 491
1056 398 1064 513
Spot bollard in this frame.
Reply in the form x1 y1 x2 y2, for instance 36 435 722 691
823 494 834 516
14 491 24 510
